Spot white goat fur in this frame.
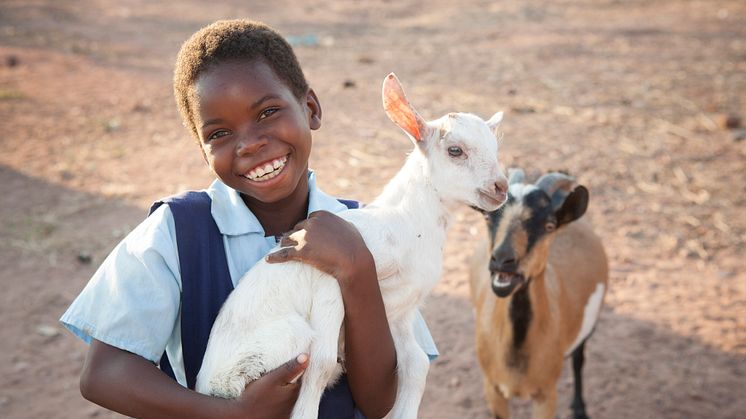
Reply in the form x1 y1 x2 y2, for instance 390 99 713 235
195 74 509 419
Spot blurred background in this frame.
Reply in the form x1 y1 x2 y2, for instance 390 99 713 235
0 1 744 418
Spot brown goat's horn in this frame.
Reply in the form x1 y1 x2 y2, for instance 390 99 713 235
535 172 576 210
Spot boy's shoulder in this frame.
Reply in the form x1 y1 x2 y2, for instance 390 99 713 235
150 190 211 217
155 176 359 237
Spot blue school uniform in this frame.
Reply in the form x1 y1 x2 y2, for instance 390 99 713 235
60 172 438 417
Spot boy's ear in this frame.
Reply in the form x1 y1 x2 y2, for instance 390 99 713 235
306 89 322 130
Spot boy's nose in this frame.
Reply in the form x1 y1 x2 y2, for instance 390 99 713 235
236 135 268 156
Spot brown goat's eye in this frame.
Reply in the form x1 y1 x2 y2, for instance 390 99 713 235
545 222 556 232
447 146 463 157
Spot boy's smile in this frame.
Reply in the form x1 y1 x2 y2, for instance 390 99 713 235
243 154 288 181
192 59 320 207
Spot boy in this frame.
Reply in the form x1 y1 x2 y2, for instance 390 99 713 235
61 19 437 418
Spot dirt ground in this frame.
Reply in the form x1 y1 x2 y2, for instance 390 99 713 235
1 0 744 418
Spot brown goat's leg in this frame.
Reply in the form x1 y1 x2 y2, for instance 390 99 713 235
483 378 509 419
570 341 590 419
531 387 557 419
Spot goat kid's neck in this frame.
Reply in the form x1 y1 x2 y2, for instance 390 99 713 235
372 150 450 234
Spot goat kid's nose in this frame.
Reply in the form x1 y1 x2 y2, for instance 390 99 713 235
494 177 509 198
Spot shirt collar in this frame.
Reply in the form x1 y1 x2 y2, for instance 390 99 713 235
207 171 348 236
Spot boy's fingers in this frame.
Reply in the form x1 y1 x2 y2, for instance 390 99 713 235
279 236 299 248
270 353 309 386
287 229 308 246
308 210 331 218
306 211 321 219
266 247 294 263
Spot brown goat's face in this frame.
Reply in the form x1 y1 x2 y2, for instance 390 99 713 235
488 188 556 297
485 181 588 298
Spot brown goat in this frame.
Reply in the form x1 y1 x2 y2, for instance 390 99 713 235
468 170 608 419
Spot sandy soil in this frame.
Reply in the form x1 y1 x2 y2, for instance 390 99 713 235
1 1 744 418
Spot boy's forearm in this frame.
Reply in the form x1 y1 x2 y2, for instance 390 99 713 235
81 340 238 419
340 253 398 418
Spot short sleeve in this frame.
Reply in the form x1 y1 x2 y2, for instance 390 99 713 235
59 205 182 363
413 309 439 361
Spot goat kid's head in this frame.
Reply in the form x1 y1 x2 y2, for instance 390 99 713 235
485 170 589 298
382 73 508 212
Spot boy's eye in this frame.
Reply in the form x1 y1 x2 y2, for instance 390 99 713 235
207 130 230 141
259 107 279 120
447 146 463 157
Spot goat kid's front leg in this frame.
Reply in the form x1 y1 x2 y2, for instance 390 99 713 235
385 318 430 419
291 292 345 419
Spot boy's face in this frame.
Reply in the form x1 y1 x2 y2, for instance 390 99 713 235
192 60 320 204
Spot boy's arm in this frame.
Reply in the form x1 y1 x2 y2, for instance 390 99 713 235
337 249 398 418
81 339 309 419
267 211 398 418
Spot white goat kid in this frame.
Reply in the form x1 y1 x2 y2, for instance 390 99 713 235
196 73 509 419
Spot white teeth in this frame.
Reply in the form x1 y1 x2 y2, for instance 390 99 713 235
492 276 510 288
244 156 288 182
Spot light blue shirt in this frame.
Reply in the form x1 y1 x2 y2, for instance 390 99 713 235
60 172 438 386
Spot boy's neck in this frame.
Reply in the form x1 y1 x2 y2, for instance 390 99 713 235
240 175 310 237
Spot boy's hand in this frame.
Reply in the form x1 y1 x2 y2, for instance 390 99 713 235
230 353 309 419
266 210 374 289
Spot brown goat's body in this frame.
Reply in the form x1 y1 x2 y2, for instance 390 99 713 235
469 218 608 419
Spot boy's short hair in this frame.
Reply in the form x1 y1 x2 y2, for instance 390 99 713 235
174 19 309 141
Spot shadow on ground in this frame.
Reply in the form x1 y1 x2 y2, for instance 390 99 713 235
0 164 144 419
421 292 746 419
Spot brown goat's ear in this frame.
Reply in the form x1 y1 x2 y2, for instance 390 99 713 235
382 73 431 144
556 185 589 226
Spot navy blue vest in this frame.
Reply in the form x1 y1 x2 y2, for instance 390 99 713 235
150 191 361 419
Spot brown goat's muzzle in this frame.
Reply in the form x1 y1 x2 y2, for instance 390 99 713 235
490 271 525 298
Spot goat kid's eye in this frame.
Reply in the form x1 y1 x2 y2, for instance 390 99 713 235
447 146 463 157
545 222 556 232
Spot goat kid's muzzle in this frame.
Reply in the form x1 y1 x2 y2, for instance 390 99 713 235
490 271 525 298
477 188 507 212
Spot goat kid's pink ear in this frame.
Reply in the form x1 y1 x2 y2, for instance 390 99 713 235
382 73 429 143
